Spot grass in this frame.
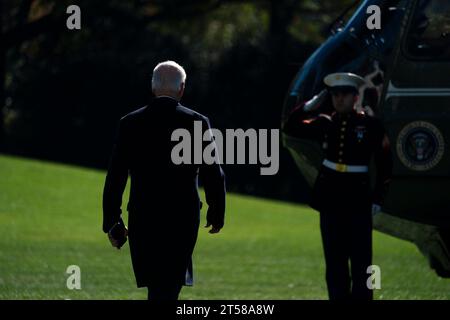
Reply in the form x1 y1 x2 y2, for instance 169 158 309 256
0 154 448 300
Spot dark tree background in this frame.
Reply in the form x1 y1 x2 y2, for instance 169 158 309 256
1 0 356 203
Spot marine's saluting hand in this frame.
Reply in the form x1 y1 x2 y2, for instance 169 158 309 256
303 88 328 112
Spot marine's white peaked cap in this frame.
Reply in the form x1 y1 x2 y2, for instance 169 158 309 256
324 72 366 89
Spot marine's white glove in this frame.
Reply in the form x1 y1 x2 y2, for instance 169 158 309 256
372 203 382 216
303 89 328 112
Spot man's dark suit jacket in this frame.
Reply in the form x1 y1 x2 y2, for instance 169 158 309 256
103 96 226 288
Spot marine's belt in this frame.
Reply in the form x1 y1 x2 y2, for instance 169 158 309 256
323 159 369 173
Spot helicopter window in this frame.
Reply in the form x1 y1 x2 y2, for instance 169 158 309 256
406 0 450 60
343 0 403 55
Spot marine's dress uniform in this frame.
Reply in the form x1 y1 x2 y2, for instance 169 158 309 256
283 99 392 300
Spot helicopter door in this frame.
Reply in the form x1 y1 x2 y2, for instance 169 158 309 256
383 0 450 177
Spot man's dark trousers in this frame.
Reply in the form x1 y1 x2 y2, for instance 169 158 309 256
147 283 183 300
315 169 373 300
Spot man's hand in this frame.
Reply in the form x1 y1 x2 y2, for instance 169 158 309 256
205 222 221 234
108 232 120 248
108 224 128 249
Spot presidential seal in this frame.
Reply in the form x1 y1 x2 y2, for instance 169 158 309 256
396 121 444 171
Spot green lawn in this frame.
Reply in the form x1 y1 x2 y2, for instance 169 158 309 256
0 154 448 300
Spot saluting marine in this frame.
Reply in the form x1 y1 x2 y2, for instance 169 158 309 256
283 72 393 300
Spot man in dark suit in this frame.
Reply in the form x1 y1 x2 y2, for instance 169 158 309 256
103 60 226 300
283 73 392 300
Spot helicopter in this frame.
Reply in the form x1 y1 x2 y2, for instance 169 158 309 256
282 0 450 277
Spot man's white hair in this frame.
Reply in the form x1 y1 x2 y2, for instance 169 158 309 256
151 60 186 93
